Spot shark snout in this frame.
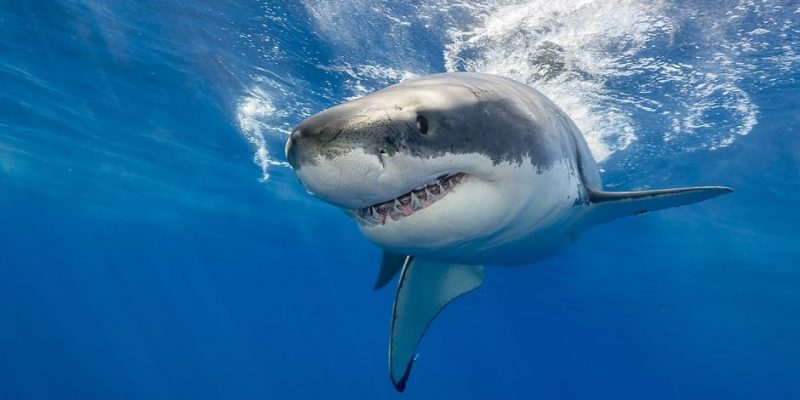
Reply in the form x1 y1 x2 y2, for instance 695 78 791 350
286 124 332 170
285 108 391 170
285 122 390 208
286 99 457 209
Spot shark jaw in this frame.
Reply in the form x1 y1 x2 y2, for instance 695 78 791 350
346 173 468 226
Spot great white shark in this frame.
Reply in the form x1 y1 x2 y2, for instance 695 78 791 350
284 72 731 391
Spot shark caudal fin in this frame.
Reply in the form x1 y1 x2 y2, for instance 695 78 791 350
388 257 484 392
586 185 732 225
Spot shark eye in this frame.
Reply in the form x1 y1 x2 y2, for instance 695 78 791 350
416 116 428 135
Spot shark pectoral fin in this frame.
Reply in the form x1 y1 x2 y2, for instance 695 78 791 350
389 257 484 392
374 252 408 290
587 185 732 225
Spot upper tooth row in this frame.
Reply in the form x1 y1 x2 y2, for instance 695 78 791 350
413 174 462 192
357 173 465 222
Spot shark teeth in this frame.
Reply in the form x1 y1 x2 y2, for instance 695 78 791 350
352 173 467 226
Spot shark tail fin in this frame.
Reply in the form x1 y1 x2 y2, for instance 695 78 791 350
389 257 483 392
586 185 732 225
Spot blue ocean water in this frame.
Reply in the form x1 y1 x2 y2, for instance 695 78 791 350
1 0 799 398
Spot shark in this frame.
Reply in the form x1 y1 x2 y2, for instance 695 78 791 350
284 72 731 391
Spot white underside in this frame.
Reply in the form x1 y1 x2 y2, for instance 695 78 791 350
295 147 591 266
358 154 588 265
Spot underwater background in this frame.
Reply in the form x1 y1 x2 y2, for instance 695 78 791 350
1 0 799 398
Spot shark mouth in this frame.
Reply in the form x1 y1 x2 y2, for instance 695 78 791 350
352 173 468 226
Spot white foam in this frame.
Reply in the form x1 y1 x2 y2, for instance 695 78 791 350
442 1 668 159
318 63 420 99
235 87 290 182
236 0 800 180
442 0 763 160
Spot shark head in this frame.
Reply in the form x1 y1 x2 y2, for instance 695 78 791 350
285 73 571 259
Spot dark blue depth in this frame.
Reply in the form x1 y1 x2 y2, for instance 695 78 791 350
1 1 799 399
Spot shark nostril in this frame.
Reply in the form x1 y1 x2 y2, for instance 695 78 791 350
290 128 304 141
